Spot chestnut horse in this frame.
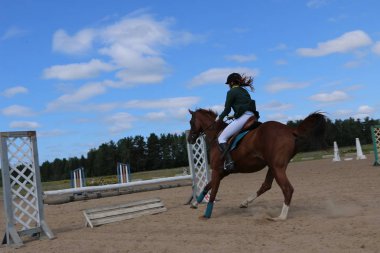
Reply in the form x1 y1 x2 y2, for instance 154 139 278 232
187 109 327 220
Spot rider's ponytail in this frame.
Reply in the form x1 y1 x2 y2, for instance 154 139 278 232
240 74 254 91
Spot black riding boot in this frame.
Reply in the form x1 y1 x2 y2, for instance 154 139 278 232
218 143 234 172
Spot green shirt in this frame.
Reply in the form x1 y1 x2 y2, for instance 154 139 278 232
219 86 255 120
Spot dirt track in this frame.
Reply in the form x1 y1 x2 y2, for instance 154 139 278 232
1 156 380 253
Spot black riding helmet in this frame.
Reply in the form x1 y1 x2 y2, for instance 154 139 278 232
225 73 242 84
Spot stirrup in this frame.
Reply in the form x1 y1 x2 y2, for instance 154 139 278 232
224 161 235 172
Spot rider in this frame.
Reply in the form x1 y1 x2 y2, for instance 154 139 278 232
215 73 257 172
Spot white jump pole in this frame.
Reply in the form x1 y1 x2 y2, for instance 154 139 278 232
44 174 192 196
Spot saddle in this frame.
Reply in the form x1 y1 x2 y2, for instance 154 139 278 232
225 116 262 150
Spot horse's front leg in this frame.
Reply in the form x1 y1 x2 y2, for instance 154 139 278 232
240 168 274 208
190 181 212 209
201 169 223 219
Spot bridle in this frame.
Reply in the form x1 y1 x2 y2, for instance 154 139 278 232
189 119 218 143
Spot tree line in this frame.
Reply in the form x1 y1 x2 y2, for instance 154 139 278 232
39 133 188 182
0 116 379 186
287 116 379 148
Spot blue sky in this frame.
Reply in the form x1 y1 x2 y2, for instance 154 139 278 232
1 0 380 162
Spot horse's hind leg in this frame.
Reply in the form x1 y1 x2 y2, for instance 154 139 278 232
240 168 274 208
269 168 294 221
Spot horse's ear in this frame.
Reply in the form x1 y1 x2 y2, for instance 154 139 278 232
189 109 194 114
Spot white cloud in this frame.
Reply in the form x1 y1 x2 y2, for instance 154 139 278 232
345 84 363 91
144 111 167 120
46 82 108 111
343 60 362 68
53 28 95 54
123 97 200 109
265 80 309 93
261 101 293 111
208 105 224 115
1 86 28 97
49 14 198 86
296 30 372 57
233 27 251 34
275 59 288 65
10 121 40 129
38 129 68 138
309 90 349 102
269 43 287 51
307 0 328 8
372 41 380 55
189 67 258 87
334 109 352 117
265 113 303 123
334 105 374 119
1 105 35 117
357 105 374 114
168 107 192 120
1 26 27 40
353 105 375 119
328 14 348 23
97 15 173 86
114 57 168 86
43 59 115 80
225 54 257 63
106 112 135 133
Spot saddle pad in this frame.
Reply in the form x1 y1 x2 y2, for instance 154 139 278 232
230 130 250 151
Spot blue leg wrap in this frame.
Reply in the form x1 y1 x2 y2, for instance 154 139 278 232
196 190 207 203
204 202 214 218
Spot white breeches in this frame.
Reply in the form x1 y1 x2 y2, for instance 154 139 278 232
218 111 254 144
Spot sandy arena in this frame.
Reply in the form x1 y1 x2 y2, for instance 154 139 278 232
1 156 380 253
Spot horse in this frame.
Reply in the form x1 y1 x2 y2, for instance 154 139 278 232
187 108 327 220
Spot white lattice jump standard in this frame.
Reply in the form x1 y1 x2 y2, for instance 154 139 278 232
117 162 131 184
186 131 210 204
1 131 54 248
371 125 380 166
71 167 86 188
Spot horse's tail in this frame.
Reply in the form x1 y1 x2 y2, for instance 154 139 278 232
293 112 327 152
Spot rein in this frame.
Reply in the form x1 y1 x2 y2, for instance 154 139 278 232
200 120 223 145
202 120 217 133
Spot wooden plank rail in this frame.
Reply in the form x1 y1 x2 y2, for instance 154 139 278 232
83 198 167 228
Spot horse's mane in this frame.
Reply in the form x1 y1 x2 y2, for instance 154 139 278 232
195 108 218 118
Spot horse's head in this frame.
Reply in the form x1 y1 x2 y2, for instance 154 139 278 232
187 109 202 144
187 108 220 144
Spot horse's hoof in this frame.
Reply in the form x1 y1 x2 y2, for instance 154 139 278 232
190 202 198 209
239 203 248 208
199 215 209 220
